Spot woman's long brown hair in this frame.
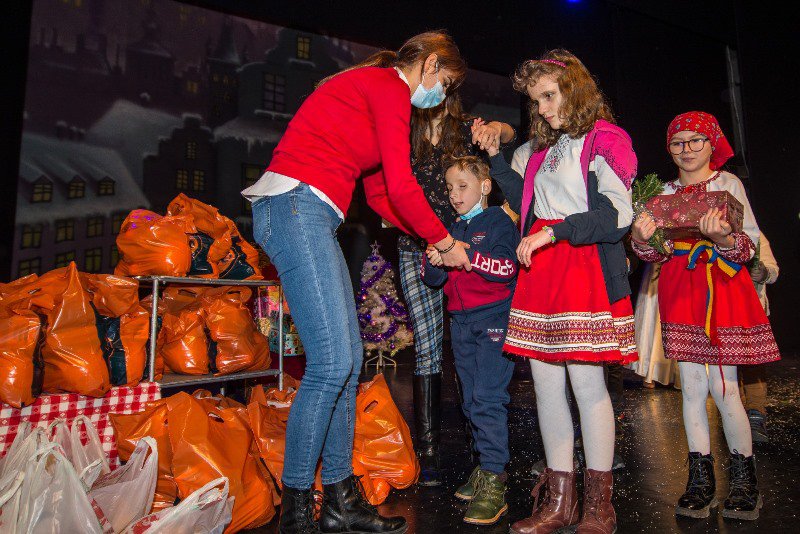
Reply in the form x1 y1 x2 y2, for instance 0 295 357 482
318 30 466 90
410 92 472 162
513 49 614 152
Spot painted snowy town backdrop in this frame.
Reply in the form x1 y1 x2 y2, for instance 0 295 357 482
14 0 519 279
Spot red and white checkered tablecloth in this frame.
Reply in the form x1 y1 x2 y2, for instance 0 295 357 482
0 382 160 468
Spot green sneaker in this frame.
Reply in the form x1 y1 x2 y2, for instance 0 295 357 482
463 470 508 525
454 466 481 501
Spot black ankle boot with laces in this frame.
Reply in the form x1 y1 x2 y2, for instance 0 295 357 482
319 475 407 533
280 485 322 534
675 452 717 518
722 452 762 520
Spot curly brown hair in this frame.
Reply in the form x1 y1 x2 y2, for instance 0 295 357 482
513 49 614 152
443 155 491 183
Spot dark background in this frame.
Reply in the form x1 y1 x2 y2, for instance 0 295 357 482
2 0 797 349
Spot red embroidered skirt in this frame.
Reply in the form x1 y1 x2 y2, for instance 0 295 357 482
659 241 780 365
503 219 637 364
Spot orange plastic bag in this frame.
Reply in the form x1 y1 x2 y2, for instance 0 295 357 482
166 194 261 280
246 377 323 502
30 264 110 397
218 221 262 280
156 287 210 375
168 391 275 532
353 374 419 502
0 305 44 408
167 194 232 262
202 286 270 375
192 388 245 410
114 210 194 277
0 275 46 408
83 274 148 387
157 308 209 375
109 400 176 512
352 455 391 506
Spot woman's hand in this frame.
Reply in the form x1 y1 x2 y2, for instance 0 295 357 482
631 211 657 246
471 118 502 151
516 230 552 267
433 236 472 271
699 207 734 248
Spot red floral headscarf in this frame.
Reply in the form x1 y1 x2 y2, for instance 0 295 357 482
666 111 734 170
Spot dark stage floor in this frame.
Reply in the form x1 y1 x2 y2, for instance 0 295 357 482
249 347 800 534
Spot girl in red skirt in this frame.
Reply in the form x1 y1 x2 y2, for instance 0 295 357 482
632 111 780 521
487 50 637 534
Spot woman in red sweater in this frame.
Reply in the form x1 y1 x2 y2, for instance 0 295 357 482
242 31 469 534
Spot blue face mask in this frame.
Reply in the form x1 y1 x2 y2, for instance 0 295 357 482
411 68 446 109
460 198 484 221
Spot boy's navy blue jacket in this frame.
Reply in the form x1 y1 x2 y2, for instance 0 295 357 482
421 206 520 319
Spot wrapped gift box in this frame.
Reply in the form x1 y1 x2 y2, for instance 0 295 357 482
645 191 744 240
269 328 305 357
0 382 161 468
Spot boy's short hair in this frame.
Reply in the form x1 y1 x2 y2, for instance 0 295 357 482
443 155 491 182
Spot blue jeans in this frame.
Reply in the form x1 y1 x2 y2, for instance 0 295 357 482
252 183 362 489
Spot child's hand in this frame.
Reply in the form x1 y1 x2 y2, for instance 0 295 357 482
516 230 552 267
699 207 733 247
750 261 768 283
471 119 501 152
631 211 656 246
426 245 443 267
485 134 501 157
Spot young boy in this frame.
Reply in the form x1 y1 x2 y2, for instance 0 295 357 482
422 155 520 526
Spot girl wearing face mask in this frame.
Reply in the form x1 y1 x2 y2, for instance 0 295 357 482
242 31 468 534
397 92 515 488
486 49 637 534
632 112 779 522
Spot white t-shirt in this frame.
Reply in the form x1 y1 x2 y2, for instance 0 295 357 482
241 171 344 220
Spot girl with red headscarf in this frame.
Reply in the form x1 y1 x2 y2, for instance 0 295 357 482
632 111 779 522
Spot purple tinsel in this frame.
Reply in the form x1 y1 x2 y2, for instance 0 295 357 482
357 255 412 342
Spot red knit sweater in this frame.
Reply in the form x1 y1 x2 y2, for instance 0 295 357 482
267 67 448 244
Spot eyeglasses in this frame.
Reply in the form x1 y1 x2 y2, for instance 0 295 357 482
668 137 709 155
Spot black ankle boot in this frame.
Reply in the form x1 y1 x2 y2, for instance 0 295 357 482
413 372 441 486
722 452 762 520
280 485 321 534
319 475 407 533
675 452 717 518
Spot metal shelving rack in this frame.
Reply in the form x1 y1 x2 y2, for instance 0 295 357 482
136 275 284 392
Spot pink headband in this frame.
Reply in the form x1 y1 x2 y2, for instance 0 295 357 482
538 59 567 68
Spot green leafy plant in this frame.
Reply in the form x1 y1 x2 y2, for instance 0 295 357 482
632 173 668 255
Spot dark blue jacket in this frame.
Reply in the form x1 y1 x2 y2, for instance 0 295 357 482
421 207 520 320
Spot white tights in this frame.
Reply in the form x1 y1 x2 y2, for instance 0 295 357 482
530 360 615 472
679 362 752 457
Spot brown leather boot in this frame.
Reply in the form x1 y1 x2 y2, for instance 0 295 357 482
576 469 616 534
510 469 579 534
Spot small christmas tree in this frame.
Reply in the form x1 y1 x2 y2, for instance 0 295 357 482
357 242 413 366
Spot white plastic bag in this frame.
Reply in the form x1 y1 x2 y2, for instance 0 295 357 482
88 436 158 533
0 470 25 532
15 445 104 534
47 419 73 460
71 415 111 485
0 424 47 481
123 477 233 534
